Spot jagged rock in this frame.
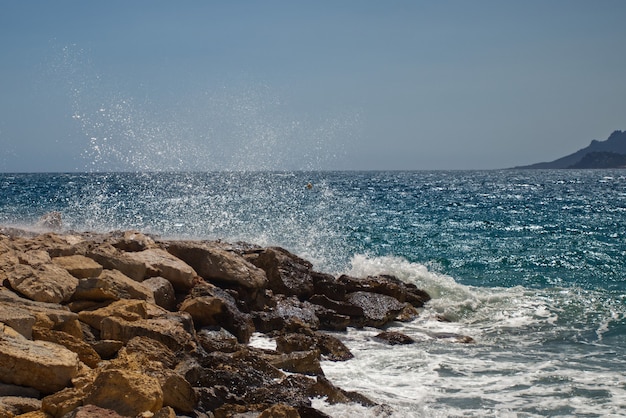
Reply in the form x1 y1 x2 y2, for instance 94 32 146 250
5 263 78 304
41 386 84 417
72 269 154 302
312 272 346 301
99 313 195 352
179 296 224 328
17 250 51 266
374 330 415 345
253 296 320 333
31 326 101 368
309 294 365 317
0 302 36 339
196 327 240 353
186 282 254 343
250 247 314 299
0 396 41 416
0 324 80 394
61 404 127 418
345 291 406 328
259 348 323 375
51 255 103 279
122 248 198 291
83 369 163 416
77 299 148 330
142 276 176 311
84 243 151 282
153 406 177 418
275 331 353 362
165 241 268 289
0 288 82 338
258 403 301 418
338 274 430 308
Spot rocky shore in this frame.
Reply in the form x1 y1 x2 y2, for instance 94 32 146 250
0 226 432 418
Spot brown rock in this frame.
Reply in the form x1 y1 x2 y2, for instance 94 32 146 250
77 299 148 330
17 250 51 266
196 327 240 353
253 296 320 333
0 303 36 339
51 255 103 279
179 296 224 328
111 230 156 252
250 247 314 298
31 327 101 368
0 396 41 417
85 243 151 283
72 269 154 302
142 276 176 311
166 241 268 289
338 274 430 308
374 330 415 345
260 349 323 375
275 332 353 362
345 291 406 328
84 369 163 417
100 313 195 351
0 324 80 394
61 404 126 418
123 248 197 290
258 403 301 418
41 386 84 418
5 263 78 304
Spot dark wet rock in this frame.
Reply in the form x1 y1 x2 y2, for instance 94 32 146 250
309 294 365 317
275 331 353 362
250 247 315 299
345 291 406 328
338 274 431 307
196 327 240 353
253 295 320 333
374 330 416 345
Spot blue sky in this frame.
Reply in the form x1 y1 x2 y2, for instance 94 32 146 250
1 1 625 171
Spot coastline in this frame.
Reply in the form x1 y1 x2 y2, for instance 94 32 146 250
0 225 442 418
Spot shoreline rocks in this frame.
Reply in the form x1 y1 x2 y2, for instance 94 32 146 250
0 227 437 417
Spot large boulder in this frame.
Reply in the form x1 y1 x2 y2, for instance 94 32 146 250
83 369 163 416
5 263 78 304
338 274 431 307
165 241 268 289
122 248 198 290
52 255 103 279
72 269 154 302
345 291 407 328
249 247 314 299
253 296 320 333
142 276 176 311
0 323 81 394
0 302 36 339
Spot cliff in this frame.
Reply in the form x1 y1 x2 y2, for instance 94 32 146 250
514 130 626 169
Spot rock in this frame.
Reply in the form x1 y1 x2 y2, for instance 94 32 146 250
250 247 314 299
83 369 163 417
0 396 41 416
308 294 364 317
260 348 323 375
142 276 176 311
31 327 101 368
51 255 103 279
179 296 224 328
338 274 430 308
312 273 346 301
0 324 80 394
41 386 84 417
122 248 198 291
0 303 36 339
275 331 353 362
0 383 39 398
85 243 152 283
61 404 127 418
78 299 148 330
72 269 154 302
186 282 254 343
258 403 301 418
253 296 320 333
196 327 240 353
99 313 195 352
17 250 51 266
165 241 268 289
111 230 156 252
345 291 406 328
432 332 475 344
374 331 415 345
153 406 177 418
5 263 78 304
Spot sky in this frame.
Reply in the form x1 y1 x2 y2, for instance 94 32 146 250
0 1 625 172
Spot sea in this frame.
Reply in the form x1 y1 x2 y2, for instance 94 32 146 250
1 169 625 417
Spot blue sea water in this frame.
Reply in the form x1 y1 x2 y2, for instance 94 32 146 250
1 170 625 417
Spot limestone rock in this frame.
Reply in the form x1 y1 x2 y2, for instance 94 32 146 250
251 247 314 298
0 396 41 417
84 369 163 417
51 255 103 279
77 299 148 330
72 269 153 302
31 327 101 368
5 263 78 304
258 403 301 418
61 404 127 418
142 276 176 311
0 303 36 339
100 313 195 351
166 241 268 289
0 324 80 394
123 248 198 290
374 330 416 345
111 230 156 252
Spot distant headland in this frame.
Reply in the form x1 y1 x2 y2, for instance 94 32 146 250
513 130 626 169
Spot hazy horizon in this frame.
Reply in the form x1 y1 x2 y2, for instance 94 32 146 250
1 1 625 172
